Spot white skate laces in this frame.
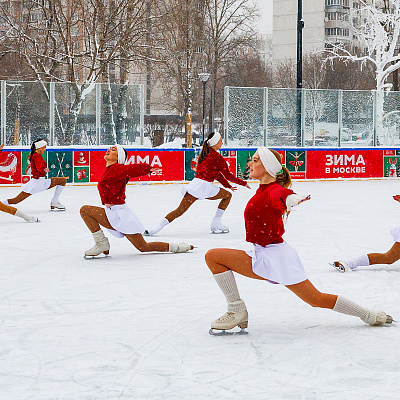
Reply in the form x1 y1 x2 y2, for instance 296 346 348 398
209 300 248 335
362 311 393 326
168 243 192 253
84 231 110 257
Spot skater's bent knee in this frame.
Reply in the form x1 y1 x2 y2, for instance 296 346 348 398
80 205 90 216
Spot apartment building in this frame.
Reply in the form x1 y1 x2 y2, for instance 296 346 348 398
272 0 357 64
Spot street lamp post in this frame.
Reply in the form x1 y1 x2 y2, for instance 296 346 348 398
198 72 211 144
296 0 304 146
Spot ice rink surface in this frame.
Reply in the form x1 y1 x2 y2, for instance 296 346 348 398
1 179 400 400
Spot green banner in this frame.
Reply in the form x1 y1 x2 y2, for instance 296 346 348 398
47 150 73 182
237 150 254 180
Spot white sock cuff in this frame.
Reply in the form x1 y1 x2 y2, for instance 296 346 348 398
92 230 105 240
214 208 225 219
348 254 370 269
333 295 370 321
227 299 247 313
213 270 241 303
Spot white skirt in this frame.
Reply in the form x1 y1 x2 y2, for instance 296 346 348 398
390 225 400 242
245 242 308 286
22 177 51 194
105 204 145 238
181 178 220 200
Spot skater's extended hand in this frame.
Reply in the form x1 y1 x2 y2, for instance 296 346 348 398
245 183 251 189
231 186 238 191
298 195 311 204
44 167 50 173
0 143 4 151
393 195 400 203
150 167 160 174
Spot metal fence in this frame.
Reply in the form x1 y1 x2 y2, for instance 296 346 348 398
0 81 144 146
224 87 400 147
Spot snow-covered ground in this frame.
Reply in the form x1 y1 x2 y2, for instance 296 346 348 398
1 179 400 400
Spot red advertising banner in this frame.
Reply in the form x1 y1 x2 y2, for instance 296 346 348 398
0 151 22 184
306 150 383 179
90 150 185 182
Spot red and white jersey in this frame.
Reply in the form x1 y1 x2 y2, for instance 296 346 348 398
195 148 247 189
30 152 47 179
97 163 152 205
244 182 294 247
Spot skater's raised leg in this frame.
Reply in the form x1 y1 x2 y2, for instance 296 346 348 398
145 193 197 235
286 280 392 325
0 201 38 222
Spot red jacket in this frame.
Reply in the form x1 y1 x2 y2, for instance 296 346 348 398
97 163 152 205
195 149 247 189
30 152 47 179
244 182 294 247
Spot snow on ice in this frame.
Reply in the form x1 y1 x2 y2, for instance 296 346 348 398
1 180 399 399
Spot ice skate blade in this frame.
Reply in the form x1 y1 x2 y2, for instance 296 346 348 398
83 253 110 259
211 230 229 234
209 328 248 336
50 208 66 212
329 262 349 273
143 230 151 236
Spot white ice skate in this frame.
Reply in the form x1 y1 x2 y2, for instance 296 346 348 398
169 243 193 253
211 220 229 234
50 202 66 211
362 311 393 326
209 300 248 336
15 209 39 223
84 237 110 258
329 260 351 273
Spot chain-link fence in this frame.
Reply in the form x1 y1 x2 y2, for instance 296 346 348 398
225 87 400 147
0 81 144 146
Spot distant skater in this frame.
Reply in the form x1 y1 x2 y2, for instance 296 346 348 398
145 132 250 235
205 147 392 335
332 194 400 272
80 144 193 257
0 143 38 222
2 139 67 211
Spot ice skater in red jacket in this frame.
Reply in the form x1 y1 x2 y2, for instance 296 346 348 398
144 132 250 235
2 139 67 211
205 147 392 335
0 143 38 223
80 144 194 257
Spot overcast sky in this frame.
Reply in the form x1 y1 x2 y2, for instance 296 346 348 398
257 0 273 34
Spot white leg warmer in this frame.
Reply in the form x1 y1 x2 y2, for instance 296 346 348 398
213 270 241 303
148 217 169 235
51 185 64 203
346 254 370 270
333 296 384 325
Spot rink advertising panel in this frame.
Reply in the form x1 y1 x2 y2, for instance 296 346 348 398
90 149 185 182
306 149 383 179
1 148 400 184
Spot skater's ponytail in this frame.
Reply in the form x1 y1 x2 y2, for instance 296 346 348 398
198 132 219 165
270 149 292 189
29 139 45 161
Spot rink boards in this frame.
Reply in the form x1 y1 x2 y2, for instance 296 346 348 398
0 147 399 184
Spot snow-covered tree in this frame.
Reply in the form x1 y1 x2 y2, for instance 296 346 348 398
0 0 152 145
325 0 400 92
